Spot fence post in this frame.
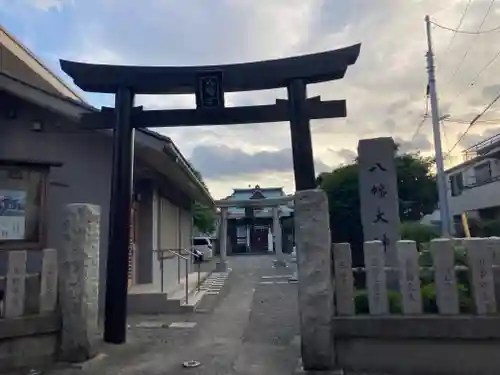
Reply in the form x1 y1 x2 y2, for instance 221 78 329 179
5 250 27 318
430 238 459 315
40 248 58 313
397 240 422 315
59 204 100 362
364 240 389 315
332 243 355 316
464 238 497 315
489 236 500 311
295 189 336 372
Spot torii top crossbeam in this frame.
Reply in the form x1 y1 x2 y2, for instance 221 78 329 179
60 44 361 94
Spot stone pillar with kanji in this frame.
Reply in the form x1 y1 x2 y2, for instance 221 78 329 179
358 137 401 287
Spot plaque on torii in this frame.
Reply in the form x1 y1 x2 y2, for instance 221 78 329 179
59 43 361 344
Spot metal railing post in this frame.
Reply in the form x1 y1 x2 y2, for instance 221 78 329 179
185 258 189 304
197 263 201 292
177 250 181 284
160 253 164 293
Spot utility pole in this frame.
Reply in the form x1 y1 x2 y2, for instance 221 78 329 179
425 15 451 237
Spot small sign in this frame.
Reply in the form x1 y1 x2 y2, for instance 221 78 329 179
0 190 26 240
196 71 224 109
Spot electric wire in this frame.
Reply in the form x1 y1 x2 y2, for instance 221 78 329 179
431 20 500 34
445 90 500 156
444 118 500 124
446 48 500 112
441 0 473 54
444 0 496 86
411 94 430 141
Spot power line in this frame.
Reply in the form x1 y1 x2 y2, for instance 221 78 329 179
431 20 500 35
435 0 472 53
444 118 500 124
441 120 450 150
411 93 430 141
446 89 500 156
445 0 496 86
446 47 500 111
435 0 473 73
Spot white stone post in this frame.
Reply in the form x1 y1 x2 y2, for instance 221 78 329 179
59 204 100 363
272 206 286 267
464 238 497 315
216 207 228 272
364 240 389 315
5 250 27 318
397 240 422 315
267 227 274 253
295 189 336 372
40 248 58 314
430 238 459 315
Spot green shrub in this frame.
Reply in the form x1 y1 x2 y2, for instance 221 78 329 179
421 283 438 313
354 290 401 314
400 222 440 250
354 283 474 314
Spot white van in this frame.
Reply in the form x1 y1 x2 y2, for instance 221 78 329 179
193 237 213 260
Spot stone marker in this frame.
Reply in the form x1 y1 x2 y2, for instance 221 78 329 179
489 237 500 311
464 238 497 315
364 240 389 315
358 137 401 286
40 249 58 313
333 243 355 315
430 239 459 315
397 240 422 315
295 189 336 371
59 204 100 362
5 250 27 318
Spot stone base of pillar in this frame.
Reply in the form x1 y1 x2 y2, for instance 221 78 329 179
289 270 298 283
215 261 228 272
294 360 343 375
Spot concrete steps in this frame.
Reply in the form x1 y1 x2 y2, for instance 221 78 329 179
127 271 210 314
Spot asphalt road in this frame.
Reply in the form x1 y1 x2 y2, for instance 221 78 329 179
43 254 301 375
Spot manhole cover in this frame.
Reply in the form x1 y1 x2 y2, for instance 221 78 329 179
183 360 201 368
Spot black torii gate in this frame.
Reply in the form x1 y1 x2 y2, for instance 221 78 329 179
60 43 361 344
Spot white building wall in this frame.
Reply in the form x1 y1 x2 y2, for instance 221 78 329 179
149 191 189 294
447 157 500 217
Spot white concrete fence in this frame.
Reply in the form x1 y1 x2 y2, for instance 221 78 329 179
333 237 500 316
328 237 500 374
293 189 500 374
0 249 58 318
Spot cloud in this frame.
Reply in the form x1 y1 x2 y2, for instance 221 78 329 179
6 0 500 197
190 144 331 179
334 148 358 164
458 127 500 149
394 134 433 153
29 0 68 11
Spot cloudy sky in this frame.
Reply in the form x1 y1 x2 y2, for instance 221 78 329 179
1 0 500 198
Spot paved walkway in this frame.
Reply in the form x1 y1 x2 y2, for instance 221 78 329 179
47 254 300 375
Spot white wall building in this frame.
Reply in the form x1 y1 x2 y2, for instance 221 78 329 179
445 133 500 223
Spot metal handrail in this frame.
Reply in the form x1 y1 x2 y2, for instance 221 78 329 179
154 249 189 303
178 248 203 292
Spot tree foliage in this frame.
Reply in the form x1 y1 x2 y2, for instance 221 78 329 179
190 167 216 234
317 152 438 265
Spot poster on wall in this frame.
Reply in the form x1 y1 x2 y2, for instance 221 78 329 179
0 190 26 240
